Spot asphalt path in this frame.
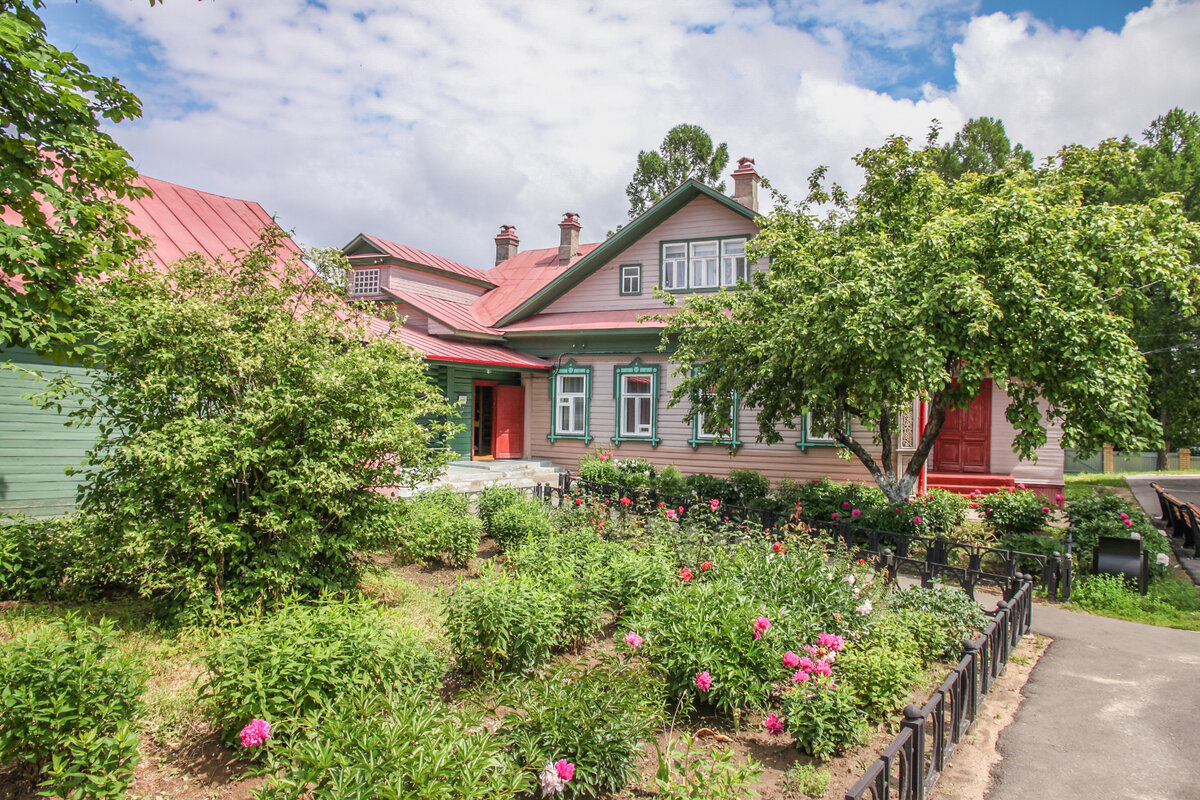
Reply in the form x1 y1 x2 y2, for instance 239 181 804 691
1125 473 1200 583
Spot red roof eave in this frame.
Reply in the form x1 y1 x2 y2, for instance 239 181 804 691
426 354 552 370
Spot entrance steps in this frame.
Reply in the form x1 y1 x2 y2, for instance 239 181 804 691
926 472 1015 496
394 459 566 497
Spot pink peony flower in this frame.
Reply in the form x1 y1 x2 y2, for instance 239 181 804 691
851 508 862 518
695 671 713 691
679 567 693 580
1017 483 1026 489
752 616 771 639
665 509 678 519
856 599 873 615
817 632 845 652
540 763 567 794
812 661 832 678
831 512 840 520
912 516 923 525
620 496 632 506
624 631 643 649
710 498 721 510
1120 512 1129 520
1055 493 1065 504
792 669 811 683
764 713 785 736
700 560 713 571
239 718 272 748
1124 519 1133 527
798 656 816 672
842 501 851 510
678 506 686 514
555 760 575 782
1042 507 1050 513
783 651 801 668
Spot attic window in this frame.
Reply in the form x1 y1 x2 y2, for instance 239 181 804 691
351 268 380 295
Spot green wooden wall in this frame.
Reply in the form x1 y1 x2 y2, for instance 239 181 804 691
432 363 521 458
0 347 96 518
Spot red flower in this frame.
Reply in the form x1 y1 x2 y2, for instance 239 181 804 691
679 568 693 580
574 498 583 505
772 541 784 553
620 496 632 506
700 560 713 571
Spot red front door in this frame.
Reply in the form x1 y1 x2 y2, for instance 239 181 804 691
493 385 525 459
933 379 991 473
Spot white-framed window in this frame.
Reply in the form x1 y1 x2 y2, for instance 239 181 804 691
721 239 748 286
620 264 642 295
662 244 687 290
556 374 587 436
620 374 654 437
689 240 720 289
804 411 838 443
351 268 380 295
692 389 739 448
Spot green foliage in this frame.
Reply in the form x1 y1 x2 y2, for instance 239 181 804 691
781 763 831 799
1070 573 1200 630
395 489 481 567
578 450 621 485
489 495 555 550
616 456 657 488
50 235 456 621
475 484 523 535
655 464 688 496
728 468 770 507
684 472 730 503
444 565 565 678
928 116 1033 182
497 657 666 798
978 489 1051 537
625 123 730 218
838 636 921 720
916 488 971 535
0 0 148 356
662 131 1200 502
199 596 443 749
0 514 89 601
1067 492 1169 579
888 584 989 662
654 733 762 800
780 676 870 760
0 614 144 799
256 687 530 799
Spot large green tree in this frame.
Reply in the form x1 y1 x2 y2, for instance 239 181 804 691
661 133 1200 502
625 123 729 218
929 116 1033 182
45 233 457 621
0 0 148 357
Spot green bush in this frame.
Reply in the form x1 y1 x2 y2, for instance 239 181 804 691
654 733 763 800
912 489 971 536
655 464 689 496
997 530 1064 575
616 456 657 488
489 496 555 550
0 615 144 799
256 687 530 799
444 564 566 677
888 584 989 662
199 596 442 749
728 468 770 507
838 637 921 721
394 488 482 567
62 241 456 623
1071 573 1143 616
1068 493 1169 579
978 488 1051 537
475 484 524 535
0 514 89 601
781 763 831 799
779 676 870 760
770 478 805 515
578 451 621 485
498 657 665 798
685 472 732 503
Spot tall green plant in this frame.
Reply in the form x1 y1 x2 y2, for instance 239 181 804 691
44 235 457 621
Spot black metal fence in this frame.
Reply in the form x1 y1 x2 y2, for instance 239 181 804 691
844 577 1034 800
541 474 1072 602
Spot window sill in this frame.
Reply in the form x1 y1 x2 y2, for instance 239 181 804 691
689 437 742 450
611 435 661 448
796 440 837 453
548 432 593 444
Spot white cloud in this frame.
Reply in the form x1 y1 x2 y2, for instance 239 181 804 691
61 0 1200 269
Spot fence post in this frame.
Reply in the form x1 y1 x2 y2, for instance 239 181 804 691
1181 448 1192 471
902 704 927 800
1102 444 1115 473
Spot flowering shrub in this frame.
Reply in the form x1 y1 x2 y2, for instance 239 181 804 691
497 657 665 798
578 450 622 485
255 687 530 799
0 615 144 799
1068 493 1169 579
977 488 1051 537
837 636 921 720
393 488 482 567
200 596 442 750
779 675 870 760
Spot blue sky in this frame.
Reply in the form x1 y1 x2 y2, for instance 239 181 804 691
40 0 1200 267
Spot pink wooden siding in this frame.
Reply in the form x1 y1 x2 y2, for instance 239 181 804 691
988 382 1065 486
526 356 880 487
542 196 765 315
384 266 487 303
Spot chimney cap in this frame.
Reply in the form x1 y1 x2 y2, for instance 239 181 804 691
559 212 581 228
731 157 758 176
495 224 519 240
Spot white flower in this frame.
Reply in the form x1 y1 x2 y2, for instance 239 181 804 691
1131 532 1142 541
852 587 861 598
1156 553 1170 567
844 574 856 586
540 764 567 795
856 599 873 615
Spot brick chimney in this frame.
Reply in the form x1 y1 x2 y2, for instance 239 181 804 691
494 224 519 266
558 212 580 266
731 157 760 212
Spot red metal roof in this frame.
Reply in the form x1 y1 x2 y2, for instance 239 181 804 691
392 324 551 369
381 287 502 337
473 242 601 327
356 233 496 286
503 308 672 333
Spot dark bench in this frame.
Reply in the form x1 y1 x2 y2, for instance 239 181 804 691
1151 483 1200 557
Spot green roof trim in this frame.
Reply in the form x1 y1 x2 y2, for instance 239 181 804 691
495 180 760 326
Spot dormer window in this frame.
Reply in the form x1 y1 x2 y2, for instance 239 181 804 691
351 268 380 295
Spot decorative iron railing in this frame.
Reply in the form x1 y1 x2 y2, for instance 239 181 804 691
844 577 1034 800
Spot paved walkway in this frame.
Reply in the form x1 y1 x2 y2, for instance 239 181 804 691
1125 473 1200 584
986 602 1200 800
